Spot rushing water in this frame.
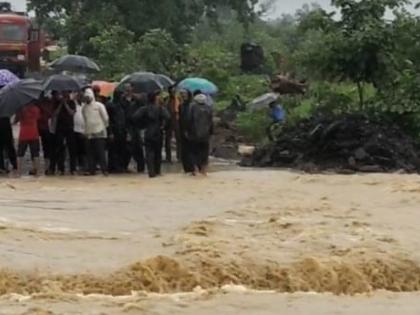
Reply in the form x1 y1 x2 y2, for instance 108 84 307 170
1 169 420 314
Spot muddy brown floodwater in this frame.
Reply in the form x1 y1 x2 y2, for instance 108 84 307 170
0 169 420 314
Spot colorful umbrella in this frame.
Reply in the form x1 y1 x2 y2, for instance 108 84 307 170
177 78 218 95
92 81 116 97
0 79 42 117
0 69 19 87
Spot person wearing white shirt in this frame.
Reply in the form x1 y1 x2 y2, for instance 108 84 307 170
73 92 86 173
82 88 109 176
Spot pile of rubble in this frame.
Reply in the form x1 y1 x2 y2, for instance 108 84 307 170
241 114 420 173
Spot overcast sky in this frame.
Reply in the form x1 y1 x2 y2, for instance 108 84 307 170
268 0 418 18
6 1 334 15
271 0 331 16
7 0 25 11
10 0 329 14
6 0 419 17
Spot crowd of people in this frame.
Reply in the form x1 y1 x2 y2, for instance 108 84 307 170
0 83 214 178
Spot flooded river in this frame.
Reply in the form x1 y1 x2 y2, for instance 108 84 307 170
0 169 420 314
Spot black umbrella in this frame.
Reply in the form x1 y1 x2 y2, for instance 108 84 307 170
43 74 82 92
156 74 175 88
0 79 42 117
118 72 164 94
50 54 100 73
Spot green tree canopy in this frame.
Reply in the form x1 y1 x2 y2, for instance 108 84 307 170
29 0 267 50
296 0 409 108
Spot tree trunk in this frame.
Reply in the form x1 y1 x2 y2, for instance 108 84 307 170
357 81 364 110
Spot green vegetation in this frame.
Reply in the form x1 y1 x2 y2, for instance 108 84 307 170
29 0 420 142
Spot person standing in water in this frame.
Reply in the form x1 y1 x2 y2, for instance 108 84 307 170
132 91 170 178
82 88 109 176
120 83 145 173
0 116 17 174
15 103 41 176
178 89 194 174
73 91 87 173
164 86 181 163
188 93 213 176
49 91 77 175
37 93 55 174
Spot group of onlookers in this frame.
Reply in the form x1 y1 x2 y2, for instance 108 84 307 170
0 83 214 178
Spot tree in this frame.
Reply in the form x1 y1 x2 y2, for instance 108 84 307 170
137 29 179 74
296 0 408 109
89 25 139 80
28 0 267 46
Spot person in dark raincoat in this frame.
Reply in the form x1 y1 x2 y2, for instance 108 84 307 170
178 89 194 174
106 90 128 173
120 83 145 173
49 91 77 175
38 93 55 174
132 91 170 178
0 117 17 174
188 93 214 176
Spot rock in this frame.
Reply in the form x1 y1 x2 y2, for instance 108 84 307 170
212 145 239 160
238 145 255 157
357 165 384 173
355 148 368 160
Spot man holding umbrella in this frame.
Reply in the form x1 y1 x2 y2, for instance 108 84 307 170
49 91 77 175
43 74 82 175
0 79 42 175
0 70 20 174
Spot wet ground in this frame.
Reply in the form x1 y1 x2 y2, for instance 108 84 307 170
0 168 420 314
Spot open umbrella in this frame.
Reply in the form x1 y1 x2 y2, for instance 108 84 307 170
0 79 42 117
43 74 82 92
0 69 19 87
92 80 116 97
118 72 163 94
249 93 280 111
156 74 175 88
50 54 100 73
177 77 218 95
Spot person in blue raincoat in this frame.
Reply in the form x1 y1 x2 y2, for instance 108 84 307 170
267 101 286 141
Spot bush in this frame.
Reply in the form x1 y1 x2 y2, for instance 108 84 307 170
223 74 269 101
236 111 270 142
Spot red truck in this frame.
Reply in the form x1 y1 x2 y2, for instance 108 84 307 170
0 2 42 77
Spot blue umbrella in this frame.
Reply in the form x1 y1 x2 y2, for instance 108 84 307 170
0 69 19 87
177 78 218 95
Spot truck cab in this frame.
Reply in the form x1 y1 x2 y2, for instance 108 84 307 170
0 2 41 77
